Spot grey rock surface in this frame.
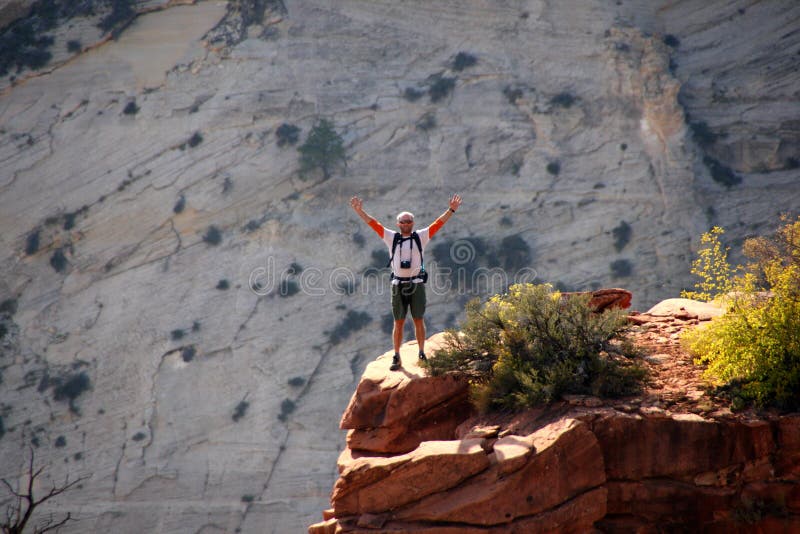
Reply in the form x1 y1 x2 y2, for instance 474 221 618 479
0 1 798 533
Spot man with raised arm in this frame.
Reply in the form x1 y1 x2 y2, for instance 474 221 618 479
350 194 462 370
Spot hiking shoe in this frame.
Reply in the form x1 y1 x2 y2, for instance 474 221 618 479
418 352 427 362
390 353 402 371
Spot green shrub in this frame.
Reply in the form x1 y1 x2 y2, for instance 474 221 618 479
428 75 456 102
53 371 91 414
278 398 296 421
278 279 299 297
50 248 68 272
546 161 560 175
99 0 136 36
173 195 185 213
203 225 222 245
612 221 632 252
123 100 139 115
663 34 680 47
187 131 203 148
452 52 477 71
275 123 300 146
703 156 741 187
216 279 230 290
427 283 645 412
287 376 305 387
232 400 249 422
181 346 196 362
610 259 633 278
328 310 372 345
0 19 54 76
298 119 346 180
66 39 81 53
25 230 40 255
550 92 576 108
403 87 425 102
682 215 800 410
0 299 18 316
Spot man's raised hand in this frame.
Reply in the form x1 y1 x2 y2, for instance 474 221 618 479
449 194 462 212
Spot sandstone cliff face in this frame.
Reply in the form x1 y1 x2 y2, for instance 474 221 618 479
0 1 798 532
312 328 800 533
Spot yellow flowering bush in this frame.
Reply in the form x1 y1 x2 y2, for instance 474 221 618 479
682 215 800 410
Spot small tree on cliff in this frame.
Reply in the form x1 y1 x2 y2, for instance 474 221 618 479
1 447 88 534
297 119 346 180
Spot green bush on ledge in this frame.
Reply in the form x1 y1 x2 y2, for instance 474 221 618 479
427 283 645 412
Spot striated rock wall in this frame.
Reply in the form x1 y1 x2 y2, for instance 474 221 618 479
1 1 799 532
312 333 800 533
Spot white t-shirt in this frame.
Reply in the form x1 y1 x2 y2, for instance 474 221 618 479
383 228 431 283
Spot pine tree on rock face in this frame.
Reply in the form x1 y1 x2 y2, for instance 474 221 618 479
297 119 346 180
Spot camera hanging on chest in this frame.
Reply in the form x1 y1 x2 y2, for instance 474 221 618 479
387 232 428 283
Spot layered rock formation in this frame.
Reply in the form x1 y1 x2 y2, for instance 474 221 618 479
1 1 799 532
311 313 800 533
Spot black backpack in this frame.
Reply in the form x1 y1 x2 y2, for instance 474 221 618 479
387 231 428 283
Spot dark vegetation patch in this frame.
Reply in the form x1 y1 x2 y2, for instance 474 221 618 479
327 310 372 345
704 156 741 187
173 195 186 213
216 279 230 290
66 39 81 53
451 52 477 71
186 131 203 148
610 259 634 278
278 280 299 298
54 435 66 447
612 221 632 252
132 431 147 442
50 248 68 273
275 123 300 146
98 0 136 37
170 329 185 341
278 398 295 421
25 230 40 255
123 100 139 115
428 75 456 103
287 376 305 387
663 34 680 47
550 92 576 108
546 161 561 176
232 400 249 422
181 346 196 362
203 225 222 245
403 87 425 102
52 371 91 414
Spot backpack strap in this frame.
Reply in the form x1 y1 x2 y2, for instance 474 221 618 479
411 231 424 270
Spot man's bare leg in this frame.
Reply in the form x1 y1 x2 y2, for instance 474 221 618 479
393 319 405 354
413 317 426 359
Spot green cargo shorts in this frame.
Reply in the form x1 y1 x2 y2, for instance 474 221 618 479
391 282 426 320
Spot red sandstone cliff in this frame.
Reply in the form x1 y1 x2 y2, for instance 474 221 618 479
310 298 800 533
